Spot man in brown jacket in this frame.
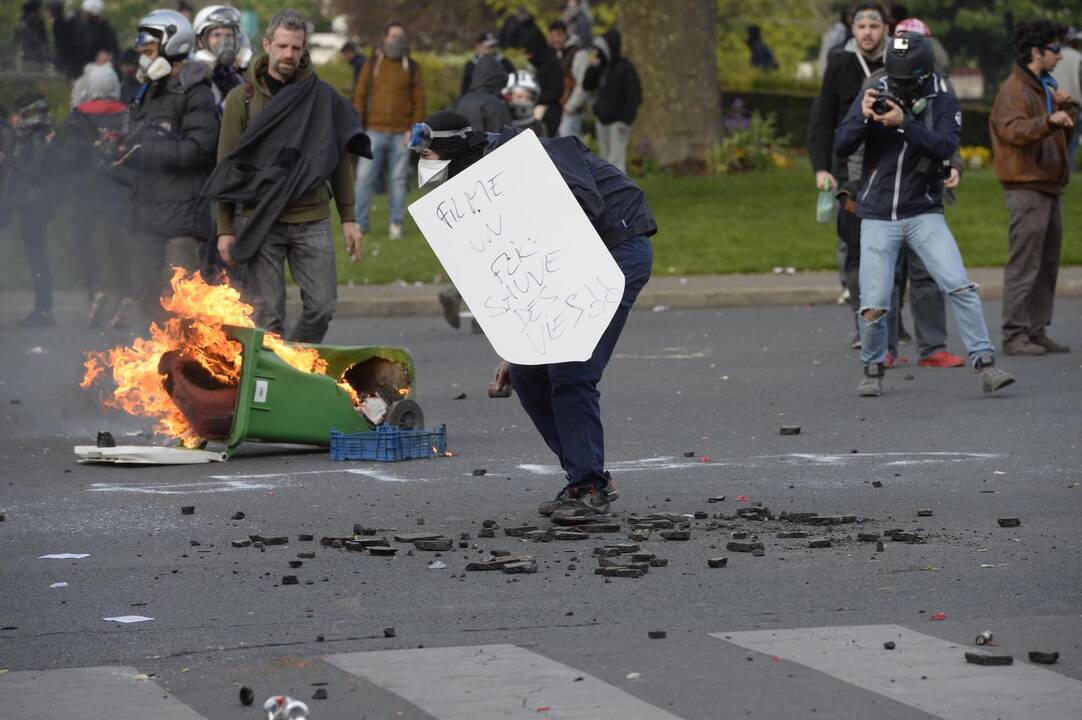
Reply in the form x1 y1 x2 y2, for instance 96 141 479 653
353 21 425 240
990 19 1076 355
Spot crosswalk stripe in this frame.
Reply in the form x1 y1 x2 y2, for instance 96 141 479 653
712 624 1082 720
0 666 209 720
326 643 685 720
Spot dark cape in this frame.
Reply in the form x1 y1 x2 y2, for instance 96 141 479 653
202 72 372 263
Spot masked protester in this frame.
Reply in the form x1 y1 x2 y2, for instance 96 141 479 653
412 110 656 518
502 69 544 136
834 33 1015 396
192 4 242 110
582 29 641 173
353 21 426 241
53 62 132 326
10 94 56 326
115 9 218 327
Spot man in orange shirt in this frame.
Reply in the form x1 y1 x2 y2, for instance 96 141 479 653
353 21 425 240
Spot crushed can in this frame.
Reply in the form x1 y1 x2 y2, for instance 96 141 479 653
264 695 309 719
975 631 993 645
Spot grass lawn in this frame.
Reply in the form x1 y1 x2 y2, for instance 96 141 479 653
3 166 1079 292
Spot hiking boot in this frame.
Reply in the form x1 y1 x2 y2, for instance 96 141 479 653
857 363 884 397
437 288 461 329
975 356 1015 393
16 309 54 327
1030 335 1070 353
389 223 403 240
1002 337 1046 356
918 350 965 368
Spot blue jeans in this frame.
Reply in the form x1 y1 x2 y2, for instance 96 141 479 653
354 130 409 230
509 235 654 489
859 214 993 367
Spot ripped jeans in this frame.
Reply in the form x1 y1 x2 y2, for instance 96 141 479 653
859 214 994 367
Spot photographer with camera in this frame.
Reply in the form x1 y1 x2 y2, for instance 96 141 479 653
835 32 1015 396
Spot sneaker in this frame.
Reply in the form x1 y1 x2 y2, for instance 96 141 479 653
857 363 884 397
849 333 862 350
1002 337 1046 356
1030 335 1070 353
389 223 403 240
975 356 1015 393
537 474 618 517
837 288 850 305
16 308 54 327
88 290 108 328
437 288 461 329
918 350 965 368
884 353 908 369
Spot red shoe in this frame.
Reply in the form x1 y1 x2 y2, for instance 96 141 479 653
884 353 909 369
918 350 965 368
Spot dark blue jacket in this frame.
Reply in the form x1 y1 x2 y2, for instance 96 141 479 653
487 126 657 249
834 75 960 221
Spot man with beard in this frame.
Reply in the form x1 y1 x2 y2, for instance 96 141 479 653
353 21 426 241
211 10 366 343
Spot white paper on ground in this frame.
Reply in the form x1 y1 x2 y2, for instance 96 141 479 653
102 615 154 624
50 582 68 588
408 129 625 365
73 445 228 465
39 553 90 559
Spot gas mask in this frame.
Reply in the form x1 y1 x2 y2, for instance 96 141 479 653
209 33 237 66
508 101 536 126
417 158 451 188
887 77 929 115
137 53 172 82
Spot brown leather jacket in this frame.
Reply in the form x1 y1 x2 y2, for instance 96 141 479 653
989 65 1076 194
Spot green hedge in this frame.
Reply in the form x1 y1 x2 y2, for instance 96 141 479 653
723 88 992 150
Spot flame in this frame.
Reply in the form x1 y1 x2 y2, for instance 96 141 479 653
81 269 355 446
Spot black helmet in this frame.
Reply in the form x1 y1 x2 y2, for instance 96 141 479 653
885 32 934 82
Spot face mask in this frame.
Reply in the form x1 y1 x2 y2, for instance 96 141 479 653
508 101 536 125
137 53 171 82
384 37 408 59
210 35 237 66
417 157 451 188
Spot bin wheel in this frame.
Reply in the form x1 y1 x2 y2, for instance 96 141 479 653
388 399 424 430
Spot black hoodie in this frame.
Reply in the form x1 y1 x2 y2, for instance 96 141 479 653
583 30 641 125
454 54 513 133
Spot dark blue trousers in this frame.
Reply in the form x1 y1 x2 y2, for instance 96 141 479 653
509 235 653 489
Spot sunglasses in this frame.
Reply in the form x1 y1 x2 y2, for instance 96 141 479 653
1044 44 1062 54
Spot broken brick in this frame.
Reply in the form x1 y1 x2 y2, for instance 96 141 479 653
965 651 1013 666
916 509 933 517
661 530 691 541
368 547 398 557
808 539 832 549
628 529 651 542
595 544 640 556
289 560 303 568
414 539 453 551
871 481 883 488
311 688 327 700
383 627 396 638
707 496 726 503
731 531 749 540
857 533 880 542
648 630 667 639
883 642 895 650
231 540 251 548
649 558 669 567
394 532 443 543
482 520 498 528
876 541 885 552
576 523 622 533
478 528 496 538
596 566 646 578
181 506 195 515
231 511 245 520
298 551 316 559
776 531 808 539
708 557 728 568
553 531 589 541
353 524 377 536
997 518 1021 528
504 525 540 538
694 511 709 520
1028 651 1059 665
281 575 299 586
501 561 538 574
727 541 765 553
779 425 801 435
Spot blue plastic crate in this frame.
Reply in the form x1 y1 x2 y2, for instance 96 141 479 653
330 424 447 462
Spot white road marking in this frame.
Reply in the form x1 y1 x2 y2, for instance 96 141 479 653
771 452 1000 465
87 467 421 494
0 666 208 720
326 644 685 720
713 624 1082 720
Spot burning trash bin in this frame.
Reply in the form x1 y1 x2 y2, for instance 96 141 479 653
78 270 422 461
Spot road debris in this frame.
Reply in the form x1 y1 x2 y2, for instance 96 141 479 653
102 615 154 623
281 575 299 586
917 509 933 517
883 641 896 650
779 425 801 435
239 686 254 706
930 612 947 621
997 518 1021 528
311 687 328 700
707 557 728 568
39 553 90 560
384 627 396 638
727 541 765 553
648 630 667 639
231 511 245 520
975 631 993 645
965 651 1013 666
1028 651 1059 665
181 506 195 515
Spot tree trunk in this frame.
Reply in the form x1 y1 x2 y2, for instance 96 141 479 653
620 0 721 173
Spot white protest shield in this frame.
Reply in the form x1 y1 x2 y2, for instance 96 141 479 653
408 130 625 365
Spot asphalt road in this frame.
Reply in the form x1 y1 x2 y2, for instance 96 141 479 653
1 300 1080 719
